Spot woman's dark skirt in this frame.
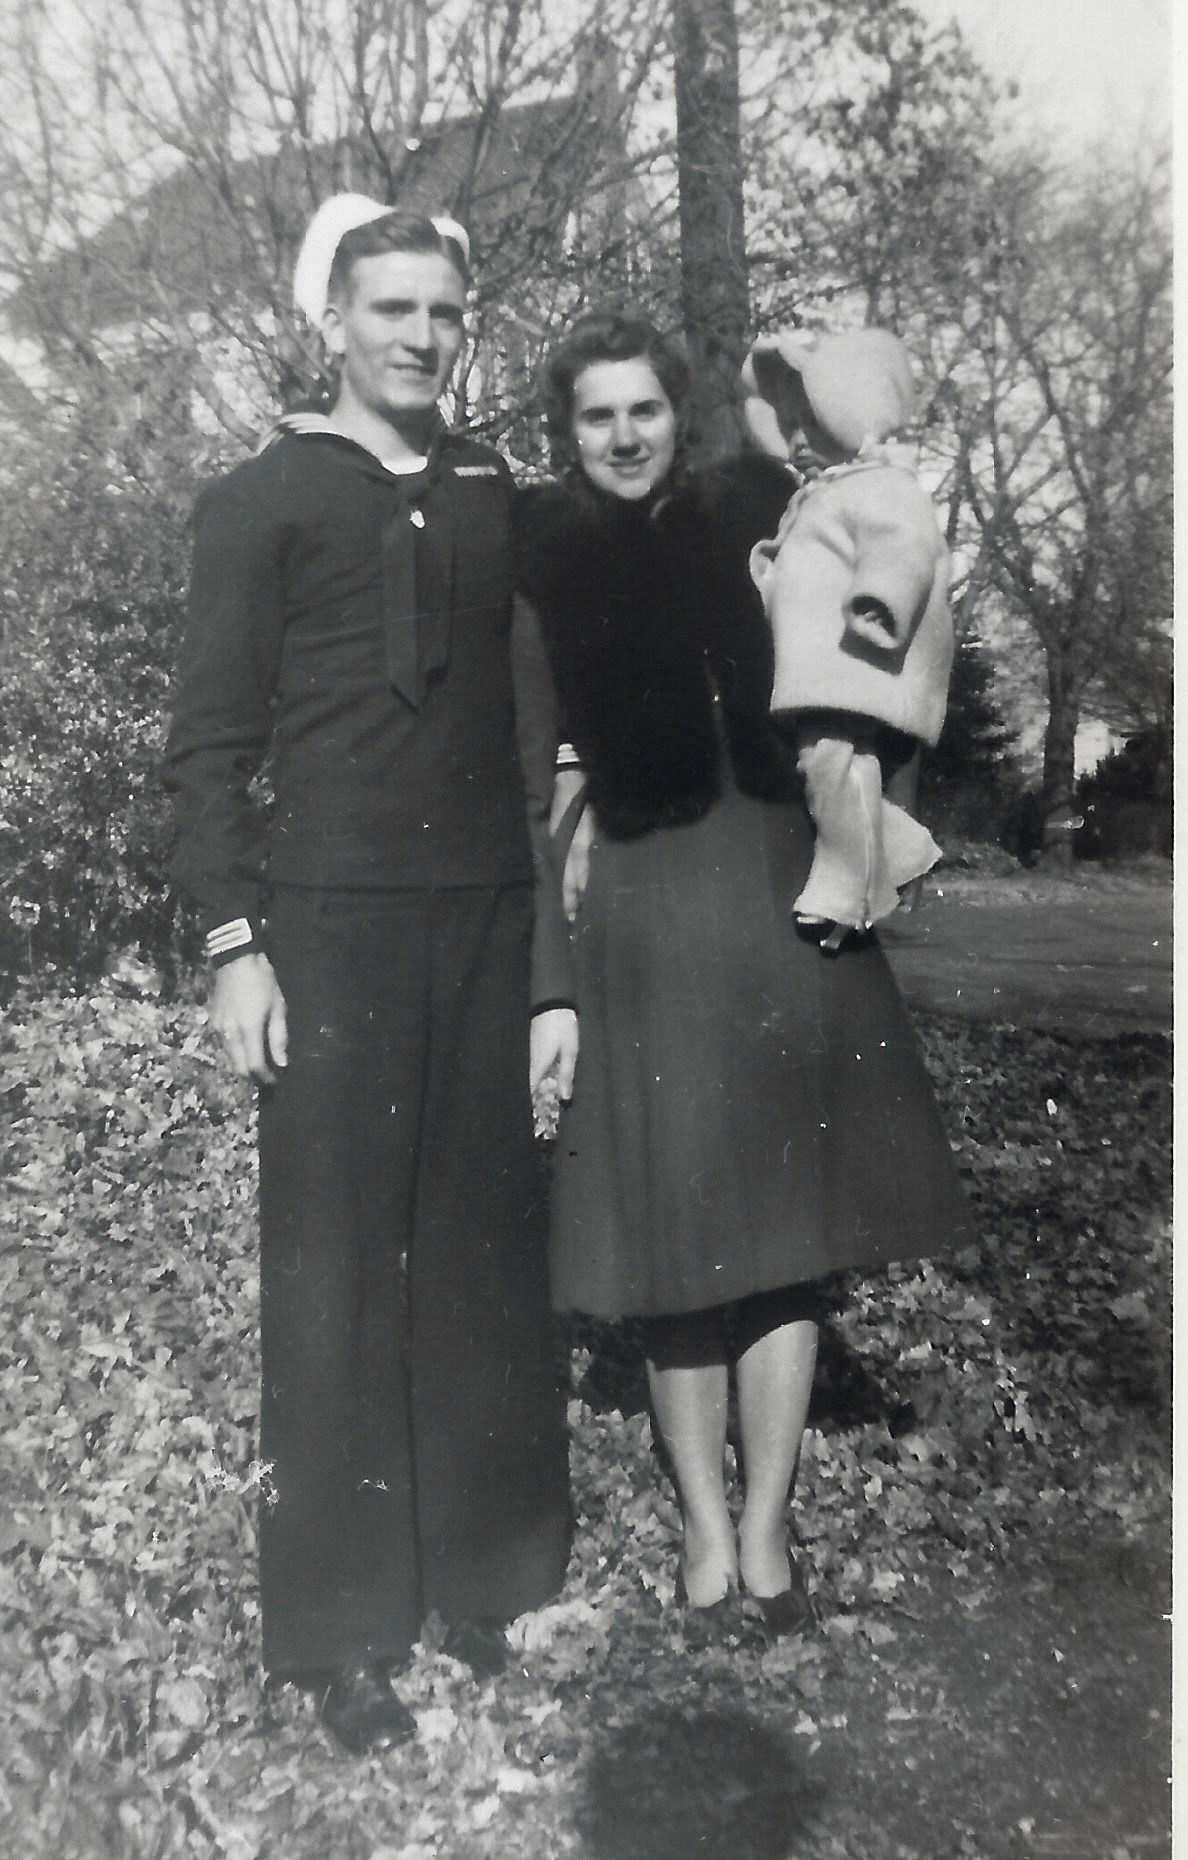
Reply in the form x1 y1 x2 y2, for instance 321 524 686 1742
551 774 971 1319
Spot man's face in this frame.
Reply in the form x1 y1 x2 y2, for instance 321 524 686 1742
323 249 467 425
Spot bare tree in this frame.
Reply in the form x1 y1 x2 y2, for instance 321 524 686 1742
733 8 1170 844
672 0 995 460
671 0 747 456
740 0 999 332
0 0 670 459
942 151 1172 859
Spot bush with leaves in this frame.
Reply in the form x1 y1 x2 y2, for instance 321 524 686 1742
1076 725 1172 862
0 410 211 986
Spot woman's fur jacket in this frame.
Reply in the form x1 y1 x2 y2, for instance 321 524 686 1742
513 456 799 840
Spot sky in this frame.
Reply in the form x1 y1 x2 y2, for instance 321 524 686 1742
914 0 1172 150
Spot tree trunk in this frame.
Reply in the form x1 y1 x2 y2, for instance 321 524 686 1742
1040 643 1081 868
672 0 748 460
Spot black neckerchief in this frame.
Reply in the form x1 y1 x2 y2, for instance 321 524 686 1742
379 425 456 710
270 412 458 710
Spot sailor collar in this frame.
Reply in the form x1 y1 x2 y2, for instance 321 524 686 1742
260 411 502 484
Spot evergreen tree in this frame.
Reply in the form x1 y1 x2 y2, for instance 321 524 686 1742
921 630 1016 795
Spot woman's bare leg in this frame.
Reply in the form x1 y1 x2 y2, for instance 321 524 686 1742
735 1318 817 1596
645 1359 737 1606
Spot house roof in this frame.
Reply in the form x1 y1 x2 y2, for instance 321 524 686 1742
0 352 47 424
7 90 611 338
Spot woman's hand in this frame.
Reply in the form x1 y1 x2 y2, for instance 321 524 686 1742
530 1006 579 1103
549 765 584 834
550 765 594 921
208 952 288 1086
562 805 594 921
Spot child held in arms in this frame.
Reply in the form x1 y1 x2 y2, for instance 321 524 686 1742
742 328 954 949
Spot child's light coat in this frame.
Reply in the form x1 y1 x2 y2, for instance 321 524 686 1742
750 451 954 748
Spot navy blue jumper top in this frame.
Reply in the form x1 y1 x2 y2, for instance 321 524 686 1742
163 423 568 1002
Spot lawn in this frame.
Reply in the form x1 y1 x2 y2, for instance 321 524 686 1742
880 865 1172 1037
0 970 1171 1860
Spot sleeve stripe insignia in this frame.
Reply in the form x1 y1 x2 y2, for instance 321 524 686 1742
206 918 255 955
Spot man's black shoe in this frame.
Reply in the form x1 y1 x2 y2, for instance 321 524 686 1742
440 1620 510 1679
318 1664 416 1755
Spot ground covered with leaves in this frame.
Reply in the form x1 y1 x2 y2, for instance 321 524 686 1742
0 973 1170 1860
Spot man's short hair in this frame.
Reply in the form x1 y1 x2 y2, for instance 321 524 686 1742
327 211 471 303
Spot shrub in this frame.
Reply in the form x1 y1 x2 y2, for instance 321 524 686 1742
1076 726 1172 861
925 776 1027 851
0 424 209 985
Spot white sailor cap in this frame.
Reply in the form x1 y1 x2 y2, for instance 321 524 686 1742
293 193 472 325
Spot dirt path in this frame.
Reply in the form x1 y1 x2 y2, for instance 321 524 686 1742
796 1539 1170 1860
879 879 1171 1036
568 1537 1170 1860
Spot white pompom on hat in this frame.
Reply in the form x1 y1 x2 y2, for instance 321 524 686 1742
292 193 472 325
743 327 917 456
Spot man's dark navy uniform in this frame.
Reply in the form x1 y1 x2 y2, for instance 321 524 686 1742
163 203 576 1754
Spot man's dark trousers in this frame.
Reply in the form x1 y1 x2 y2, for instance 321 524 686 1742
256 880 570 1680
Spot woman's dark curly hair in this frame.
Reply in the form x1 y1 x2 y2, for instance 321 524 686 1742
539 310 694 480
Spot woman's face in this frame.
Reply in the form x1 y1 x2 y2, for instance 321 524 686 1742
570 358 678 501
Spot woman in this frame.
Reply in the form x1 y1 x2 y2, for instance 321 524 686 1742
515 311 970 1631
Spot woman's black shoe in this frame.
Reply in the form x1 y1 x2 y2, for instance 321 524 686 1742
674 1565 735 1616
674 1564 739 1643
318 1664 416 1755
441 1620 510 1679
742 1555 815 1639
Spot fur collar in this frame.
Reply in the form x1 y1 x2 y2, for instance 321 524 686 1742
514 458 798 839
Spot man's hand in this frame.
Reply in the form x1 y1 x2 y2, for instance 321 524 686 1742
529 1007 579 1103
208 952 288 1086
